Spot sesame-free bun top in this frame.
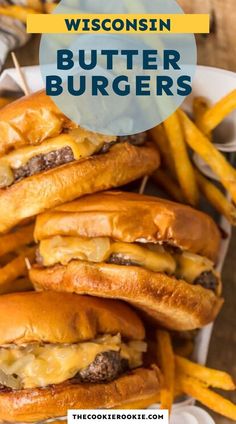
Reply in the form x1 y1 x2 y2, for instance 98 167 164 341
0 90 117 157
0 291 145 345
35 191 221 262
0 91 77 156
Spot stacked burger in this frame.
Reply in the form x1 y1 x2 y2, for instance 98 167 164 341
0 91 224 422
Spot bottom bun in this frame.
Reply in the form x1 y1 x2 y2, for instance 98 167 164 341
30 261 223 331
0 143 159 234
0 368 160 423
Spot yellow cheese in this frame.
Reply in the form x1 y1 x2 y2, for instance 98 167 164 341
110 242 176 274
0 334 145 389
175 252 214 283
39 236 111 266
39 236 176 274
0 133 104 170
39 236 216 284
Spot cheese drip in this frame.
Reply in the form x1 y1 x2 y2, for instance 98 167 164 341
38 236 216 284
0 334 146 390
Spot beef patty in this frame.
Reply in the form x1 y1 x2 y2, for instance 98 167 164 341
107 254 218 294
0 351 129 392
108 253 139 267
11 134 146 185
76 351 129 383
13 146 74 183
194 270 218 292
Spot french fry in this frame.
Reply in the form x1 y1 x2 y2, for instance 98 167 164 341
44 3 57 13
149 125 175 177
26 0 44 12
193 96 212 139
0 247 35 294
163 112 199 206
179 109 236 204
201 89 236 133
195 168 236 225
151 169 185 203
176 355 236 391
178 374 236 421
0 224 34 257
0 6 38 23
156 330 175 412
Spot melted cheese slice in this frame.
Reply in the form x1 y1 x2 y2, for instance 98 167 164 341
39 236 176 275
0 334 146 390
176 252 214 283
39 236 216 284
0 133 104 170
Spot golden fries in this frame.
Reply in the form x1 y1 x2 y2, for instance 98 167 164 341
176 355 235 391
152 169 185 203
163 112 199 206
0 247 35 294
0 6 38 23
201 89 236 133
195 168 236 225
26 0 44 12
193 96 212 139
44 3 57 13
178 373 236 421
149 125 175 176
0 224 34 257
179 109 236 203
156 330 175 412
152 330 236 420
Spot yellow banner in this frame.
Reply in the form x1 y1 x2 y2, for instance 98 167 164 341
27 14 209 34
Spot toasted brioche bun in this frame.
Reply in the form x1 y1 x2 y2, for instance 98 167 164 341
0 90 115 155
35 191 220 262
0 143 159 234
0 368 160 423
0 91 76 156
30 261 223 331
0 291 144 345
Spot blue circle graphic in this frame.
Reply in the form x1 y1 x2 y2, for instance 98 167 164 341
40 0 197 135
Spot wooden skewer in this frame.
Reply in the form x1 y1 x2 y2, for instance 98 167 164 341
24 257 32 271
139 175 149 194
11 52 30 96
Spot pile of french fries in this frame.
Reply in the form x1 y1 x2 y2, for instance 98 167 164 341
154 330 236 421
150 90 236 225
0 223 35 294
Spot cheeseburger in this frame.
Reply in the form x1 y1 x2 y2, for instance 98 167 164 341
31 191 223 331
0 91 160 233
0 291 160 422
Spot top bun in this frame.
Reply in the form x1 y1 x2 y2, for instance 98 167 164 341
0 291 144 345
35 191 220 262
0 90 115 157
0 91 75 156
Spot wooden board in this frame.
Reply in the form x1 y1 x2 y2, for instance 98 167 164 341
178 0 236 72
